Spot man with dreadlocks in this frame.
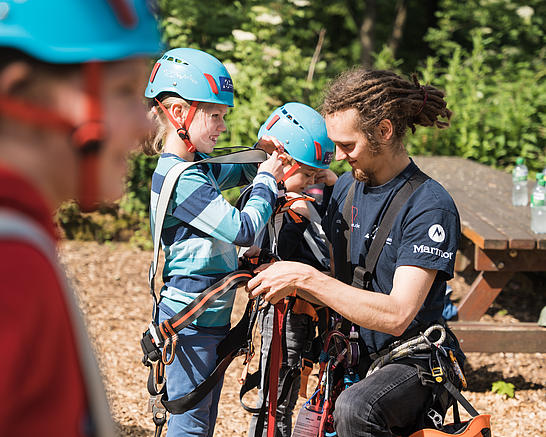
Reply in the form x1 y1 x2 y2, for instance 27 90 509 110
247 68 466 437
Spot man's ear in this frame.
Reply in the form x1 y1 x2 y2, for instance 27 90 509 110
0 61 32 94
378 119 394 141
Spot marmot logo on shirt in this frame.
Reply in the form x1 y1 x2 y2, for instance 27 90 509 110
428 224 445 243
413 244 453 259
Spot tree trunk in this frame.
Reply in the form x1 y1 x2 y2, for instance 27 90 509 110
360 0 376 67
388 0 408 57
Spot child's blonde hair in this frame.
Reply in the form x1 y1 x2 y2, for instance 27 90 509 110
142 95 192 156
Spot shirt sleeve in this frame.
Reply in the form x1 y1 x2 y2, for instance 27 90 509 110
170 168 277 246
213 162 258 191
395 208 460 279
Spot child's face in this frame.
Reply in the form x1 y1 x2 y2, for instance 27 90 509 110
100 58 153 204
189 103 228 154
284 163 318 193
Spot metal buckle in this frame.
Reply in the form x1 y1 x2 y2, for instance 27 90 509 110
427 408 444 429
431 366 444 382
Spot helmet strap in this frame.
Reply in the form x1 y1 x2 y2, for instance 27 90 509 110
155 98 199 153
282 161 301 182
76 62 104 212
0 61 105 211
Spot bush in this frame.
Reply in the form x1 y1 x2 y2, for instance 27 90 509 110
407 30 545 175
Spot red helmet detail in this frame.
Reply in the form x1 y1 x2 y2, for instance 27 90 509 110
266 114 280 130
314 141 322 161
149 62 161 84
204 73 219 95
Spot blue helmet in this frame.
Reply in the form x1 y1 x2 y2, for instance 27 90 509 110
0 0 161 63
145 48 234 107
258 102 334 169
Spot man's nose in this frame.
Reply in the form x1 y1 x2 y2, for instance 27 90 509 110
335 146 347 161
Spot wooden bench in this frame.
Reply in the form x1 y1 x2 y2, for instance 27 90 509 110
413 156 546 353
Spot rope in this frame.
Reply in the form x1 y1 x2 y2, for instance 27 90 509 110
366 324 446 377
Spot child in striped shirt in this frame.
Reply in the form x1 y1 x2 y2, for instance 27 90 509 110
143 48 284 437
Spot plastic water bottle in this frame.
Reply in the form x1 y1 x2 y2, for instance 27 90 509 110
512 157 528 206
532 173 544 205
530 178 546 233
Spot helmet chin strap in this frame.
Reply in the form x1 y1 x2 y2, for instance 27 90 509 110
282 161 301 182
75 62 104 212
0 62 105 211
155 98 199 153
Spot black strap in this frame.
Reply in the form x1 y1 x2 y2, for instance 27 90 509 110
161 298 259 414
160 270 253 339
340 181 357 284
443 380 480 418
341 168 429 289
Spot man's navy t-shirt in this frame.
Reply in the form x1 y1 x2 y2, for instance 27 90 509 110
322 160 461 355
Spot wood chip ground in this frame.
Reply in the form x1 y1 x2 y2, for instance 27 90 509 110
59 241 545 437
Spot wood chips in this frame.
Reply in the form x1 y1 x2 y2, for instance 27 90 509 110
59 241 545 437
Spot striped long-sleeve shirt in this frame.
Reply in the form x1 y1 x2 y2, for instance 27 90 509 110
150 152 278 327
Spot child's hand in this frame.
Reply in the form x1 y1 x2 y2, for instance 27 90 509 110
243 245 261 259
314 169 338 186
258 150 284 182
256 135 285 154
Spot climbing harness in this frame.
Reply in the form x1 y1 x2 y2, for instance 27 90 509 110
140 149 270 437
238 184 331 437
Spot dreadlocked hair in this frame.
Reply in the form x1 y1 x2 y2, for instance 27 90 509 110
321 68 451 144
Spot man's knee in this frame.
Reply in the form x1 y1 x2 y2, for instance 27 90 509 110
334 386 361 426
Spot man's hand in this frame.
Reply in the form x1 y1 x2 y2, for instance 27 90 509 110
246 261 316 304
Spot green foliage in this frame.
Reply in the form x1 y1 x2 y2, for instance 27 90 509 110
57 0 546 242
121 152 158 217
407 29 545 173
57 201 148 244
491 380 515 398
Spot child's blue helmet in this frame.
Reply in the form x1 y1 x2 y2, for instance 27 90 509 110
0 0 161 63
145 48 234 107
258 102 334 169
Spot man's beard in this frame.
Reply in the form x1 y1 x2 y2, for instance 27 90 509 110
352 168 376 185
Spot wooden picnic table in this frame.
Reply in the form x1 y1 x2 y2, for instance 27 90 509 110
413 156 546 353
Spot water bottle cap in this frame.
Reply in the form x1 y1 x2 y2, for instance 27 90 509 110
540 179 546 187
536 173 544 181
516 157 524 165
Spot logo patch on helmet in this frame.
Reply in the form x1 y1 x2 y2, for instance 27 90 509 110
323 151 333 165
219 76 233 93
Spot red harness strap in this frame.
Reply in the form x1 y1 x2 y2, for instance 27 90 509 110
76 62 104 212
282 161 301 182
0 96 73 133
267 301 285 437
